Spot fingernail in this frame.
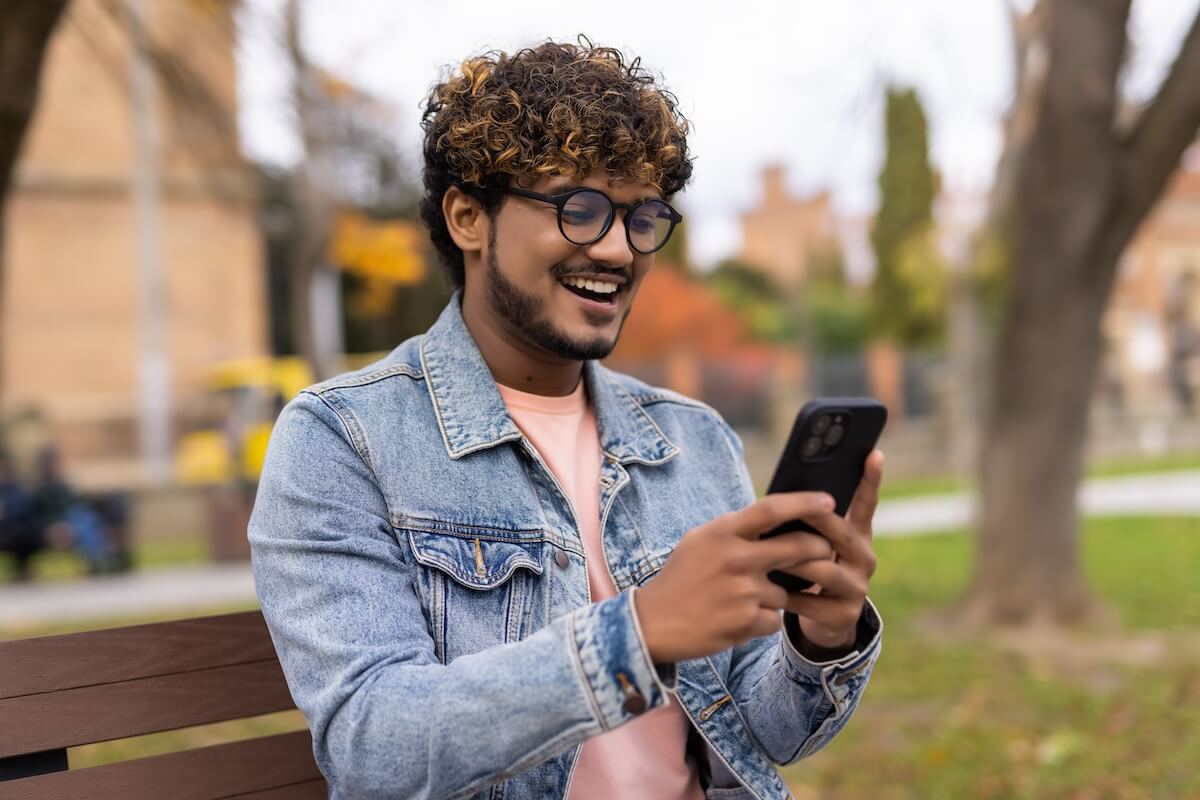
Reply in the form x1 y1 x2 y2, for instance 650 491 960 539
821 494 835 510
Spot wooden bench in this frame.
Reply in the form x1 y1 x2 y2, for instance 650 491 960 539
0 611 327 799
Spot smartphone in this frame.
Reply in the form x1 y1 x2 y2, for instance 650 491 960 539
761 397 888 592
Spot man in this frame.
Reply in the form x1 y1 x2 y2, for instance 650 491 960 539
250 38 883 800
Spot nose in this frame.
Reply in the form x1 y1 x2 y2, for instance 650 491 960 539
583 210 635 267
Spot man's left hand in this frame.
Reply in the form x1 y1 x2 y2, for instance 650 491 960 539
777 448 883 653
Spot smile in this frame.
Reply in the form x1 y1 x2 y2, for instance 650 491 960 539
558 276 621 304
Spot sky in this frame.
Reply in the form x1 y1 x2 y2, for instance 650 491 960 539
235 0 1200 270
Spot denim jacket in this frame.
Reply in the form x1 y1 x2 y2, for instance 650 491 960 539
248 292 883 800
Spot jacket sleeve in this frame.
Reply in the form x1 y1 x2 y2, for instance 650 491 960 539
248 391 675 800
714 418 884 766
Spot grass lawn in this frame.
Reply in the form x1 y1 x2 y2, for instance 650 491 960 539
879 450 1200 500
781 515 1200 799
5 516 1197 797
0 534 209 584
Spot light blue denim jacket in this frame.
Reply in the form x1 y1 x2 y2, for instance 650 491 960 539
248 292 883 800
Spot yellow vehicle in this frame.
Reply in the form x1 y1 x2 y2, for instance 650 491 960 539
174 353 387 484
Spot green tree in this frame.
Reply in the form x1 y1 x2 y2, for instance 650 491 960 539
797 249 870 354
703 259 797 343
869 87 945 346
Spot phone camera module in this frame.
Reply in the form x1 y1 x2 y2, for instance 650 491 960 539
801 436 823 458
823 424 845 446
811 414 833 435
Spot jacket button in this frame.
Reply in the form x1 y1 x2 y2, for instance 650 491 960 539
622 692 647 714
616 671 647 714
555 550 570 568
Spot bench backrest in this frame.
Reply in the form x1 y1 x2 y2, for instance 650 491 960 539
0 611 326 799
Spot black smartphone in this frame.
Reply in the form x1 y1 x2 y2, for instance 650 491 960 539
761 397 888 592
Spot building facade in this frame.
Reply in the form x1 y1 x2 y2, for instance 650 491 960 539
2 0 268 483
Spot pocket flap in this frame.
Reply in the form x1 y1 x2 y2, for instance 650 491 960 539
406 529 545 590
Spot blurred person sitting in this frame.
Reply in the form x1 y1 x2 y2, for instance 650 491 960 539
0 449 44 582
30 446 122 576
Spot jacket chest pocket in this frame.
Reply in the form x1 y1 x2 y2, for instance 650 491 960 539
401 522 547 664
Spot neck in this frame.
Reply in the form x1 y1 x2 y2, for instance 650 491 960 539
461 289 584 396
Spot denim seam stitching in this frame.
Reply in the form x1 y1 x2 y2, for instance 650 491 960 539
701 654 792 797
308 363 423 393
565 609 610 732
303 392 394 526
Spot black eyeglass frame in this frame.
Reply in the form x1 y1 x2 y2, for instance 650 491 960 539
502 186 684 254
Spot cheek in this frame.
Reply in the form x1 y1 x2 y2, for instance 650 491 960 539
502 226 575 277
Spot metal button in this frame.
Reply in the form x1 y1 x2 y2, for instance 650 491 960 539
555 550 570 569
616 671 646 714
623 692 647 714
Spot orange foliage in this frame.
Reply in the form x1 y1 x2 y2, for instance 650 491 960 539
609 265 748 360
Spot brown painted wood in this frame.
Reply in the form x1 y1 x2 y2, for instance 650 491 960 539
0 611 277 699
0 731 324 800
221 779 329 800
0 659 297 757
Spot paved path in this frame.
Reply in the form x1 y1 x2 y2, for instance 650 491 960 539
2 470 1195 630
874 469 1200 536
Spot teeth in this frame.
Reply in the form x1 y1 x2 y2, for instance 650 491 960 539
562 277 619 294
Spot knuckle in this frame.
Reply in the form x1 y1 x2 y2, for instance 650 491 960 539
725 543 755 574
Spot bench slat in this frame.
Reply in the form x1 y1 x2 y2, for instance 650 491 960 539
0 659 297 757
220 778 329 799
0 611 276 700
0 731 323 800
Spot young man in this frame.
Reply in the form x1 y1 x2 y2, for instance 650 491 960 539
250 38 884 800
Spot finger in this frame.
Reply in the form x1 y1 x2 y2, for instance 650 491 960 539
747 608 783 640
782 594 864 633
846 449 885 539
744 531 834 571
754 575 791 610
793 509 861 564
730 492 835 540
779 559 862 599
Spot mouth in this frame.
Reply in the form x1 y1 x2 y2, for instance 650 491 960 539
556 274 623 312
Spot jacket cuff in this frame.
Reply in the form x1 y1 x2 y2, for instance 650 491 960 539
628 585 679 693
780 596 883 717
568 589 673 731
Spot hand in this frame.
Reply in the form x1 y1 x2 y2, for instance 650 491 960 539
775 448 883 651
633 491 839 663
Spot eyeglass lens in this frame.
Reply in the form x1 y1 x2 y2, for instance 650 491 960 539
560 190 674 253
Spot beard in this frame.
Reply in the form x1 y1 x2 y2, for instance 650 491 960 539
484 228 628 361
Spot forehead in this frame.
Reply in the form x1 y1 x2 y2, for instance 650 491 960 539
526 171 661 199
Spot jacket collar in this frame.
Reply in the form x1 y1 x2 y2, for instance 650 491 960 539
419 291 679 466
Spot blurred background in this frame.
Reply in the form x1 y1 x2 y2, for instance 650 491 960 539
1 0 1198 797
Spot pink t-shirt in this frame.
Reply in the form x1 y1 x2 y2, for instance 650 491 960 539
497 378 705 800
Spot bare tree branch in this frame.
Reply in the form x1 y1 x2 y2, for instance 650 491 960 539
1117 10 1200 238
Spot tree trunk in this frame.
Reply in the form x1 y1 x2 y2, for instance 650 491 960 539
961 0 1200 626
0 0 70 406
284 0 339 382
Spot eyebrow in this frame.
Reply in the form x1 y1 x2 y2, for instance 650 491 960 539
545 179 663 202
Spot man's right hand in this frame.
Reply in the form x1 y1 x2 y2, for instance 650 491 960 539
633 492 839 664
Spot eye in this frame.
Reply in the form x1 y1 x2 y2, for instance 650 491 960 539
561 190 610 226
562 204 599 224
630 202 670 233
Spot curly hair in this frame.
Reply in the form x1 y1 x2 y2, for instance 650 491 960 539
418 36 694 289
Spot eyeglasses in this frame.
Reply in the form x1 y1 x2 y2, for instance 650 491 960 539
502 186 683 255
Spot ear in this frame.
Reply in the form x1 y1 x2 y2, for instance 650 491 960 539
442 186 490 257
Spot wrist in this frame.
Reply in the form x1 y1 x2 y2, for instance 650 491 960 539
630 585 665 664
787 612 857 661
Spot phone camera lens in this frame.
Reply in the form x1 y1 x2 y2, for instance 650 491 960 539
801 436 822 457
812 414 832 435
823 424 844 446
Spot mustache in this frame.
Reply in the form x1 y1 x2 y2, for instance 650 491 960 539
551 265 630 282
